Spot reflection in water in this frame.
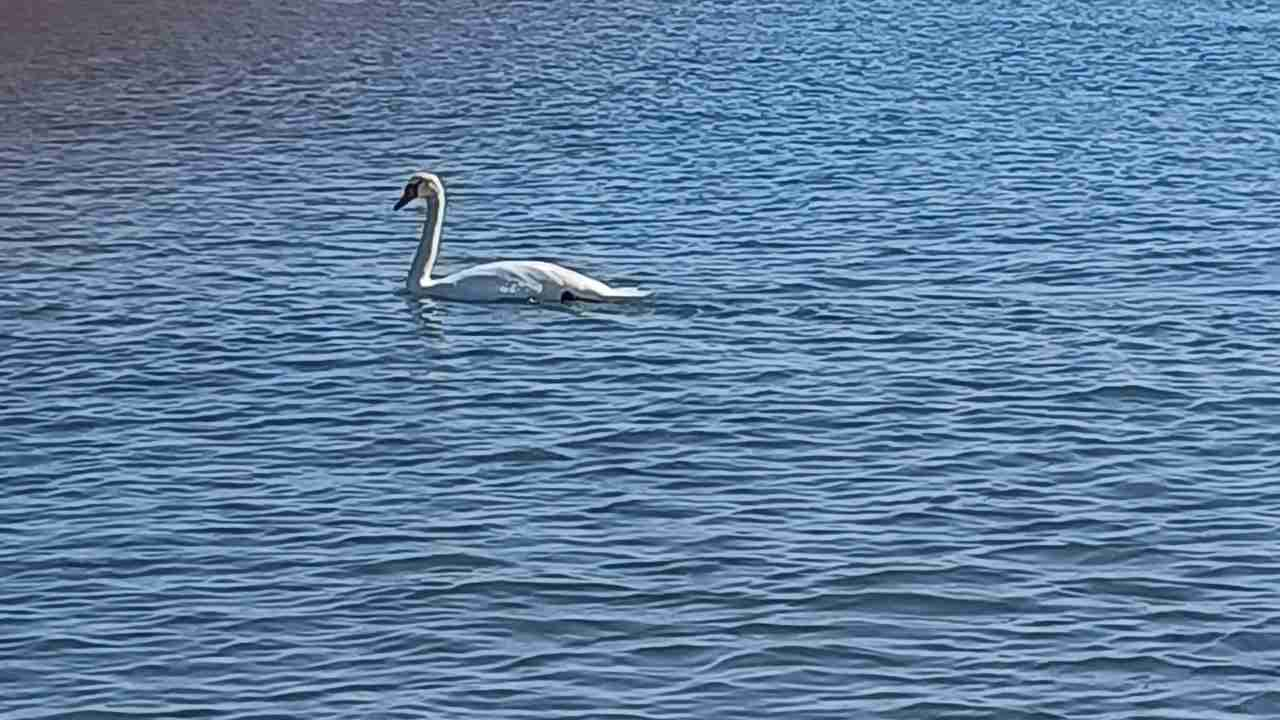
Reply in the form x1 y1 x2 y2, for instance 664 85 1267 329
404 293 446 341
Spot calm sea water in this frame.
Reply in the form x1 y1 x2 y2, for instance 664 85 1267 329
4 1 1280 717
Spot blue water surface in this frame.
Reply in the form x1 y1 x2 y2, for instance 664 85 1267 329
4 1 1280 718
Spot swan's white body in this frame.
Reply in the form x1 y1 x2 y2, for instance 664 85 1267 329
415 259 651 303
398 172 651 303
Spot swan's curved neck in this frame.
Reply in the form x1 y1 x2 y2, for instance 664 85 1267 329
408 187 446 291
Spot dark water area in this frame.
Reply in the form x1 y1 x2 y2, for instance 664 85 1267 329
4 1 1280 717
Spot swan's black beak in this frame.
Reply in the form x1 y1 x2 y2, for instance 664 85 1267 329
393 185 415 211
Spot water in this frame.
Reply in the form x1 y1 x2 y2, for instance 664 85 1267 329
4 1 1280 717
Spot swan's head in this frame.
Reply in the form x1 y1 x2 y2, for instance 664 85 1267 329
394 172 442 211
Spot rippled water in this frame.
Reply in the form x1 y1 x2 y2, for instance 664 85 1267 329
5 1 1280 717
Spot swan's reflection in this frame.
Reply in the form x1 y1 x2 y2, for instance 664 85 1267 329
402 293 446 341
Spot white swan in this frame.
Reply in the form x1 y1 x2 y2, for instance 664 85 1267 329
394 172 651 303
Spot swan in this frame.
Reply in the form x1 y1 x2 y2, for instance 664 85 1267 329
393 172 652 303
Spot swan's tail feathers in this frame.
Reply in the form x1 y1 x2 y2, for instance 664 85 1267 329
604 286 652 300
564 285 652 303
